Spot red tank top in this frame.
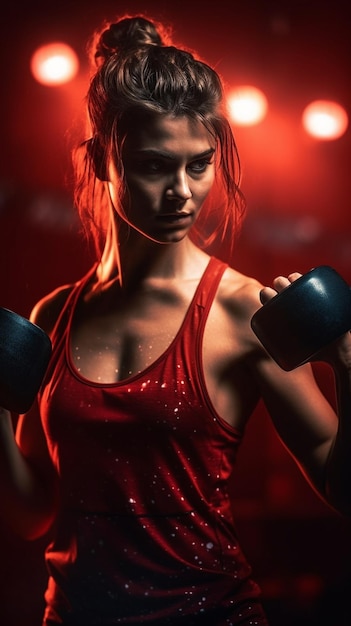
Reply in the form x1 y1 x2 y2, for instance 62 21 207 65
39 256 268 625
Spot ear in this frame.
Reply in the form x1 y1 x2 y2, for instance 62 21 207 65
87 137 108 181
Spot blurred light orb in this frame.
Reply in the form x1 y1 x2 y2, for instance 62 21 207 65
30 42 79 86
302 100 348 140
227 86 268 126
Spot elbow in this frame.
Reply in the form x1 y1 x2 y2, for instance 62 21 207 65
1 484 59 541
3 507 56 541
324 484 351 519
18 515 55 541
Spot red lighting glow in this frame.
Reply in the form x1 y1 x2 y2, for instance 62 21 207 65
30 42 79 86
302 100 349 140
227 86 268 126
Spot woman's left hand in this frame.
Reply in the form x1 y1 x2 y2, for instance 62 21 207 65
259 272 302 305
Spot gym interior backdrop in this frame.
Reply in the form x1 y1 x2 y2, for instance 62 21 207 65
1 1 350 624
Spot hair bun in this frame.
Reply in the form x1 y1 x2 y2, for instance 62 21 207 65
95 16 164 64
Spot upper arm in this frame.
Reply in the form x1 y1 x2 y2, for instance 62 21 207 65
15 400 55 482
234 276 338 496
15 284 74 490
251 353 338 495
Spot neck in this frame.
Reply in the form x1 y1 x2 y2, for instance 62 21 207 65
119 231 207 284
95 222 209 292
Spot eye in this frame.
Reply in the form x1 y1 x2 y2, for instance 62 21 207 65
126 157 166 176
188 157 214 174
143 159 164 174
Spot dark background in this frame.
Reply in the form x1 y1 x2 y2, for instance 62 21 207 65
1 1 350 624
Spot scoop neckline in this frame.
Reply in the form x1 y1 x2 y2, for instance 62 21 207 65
65 257 215 388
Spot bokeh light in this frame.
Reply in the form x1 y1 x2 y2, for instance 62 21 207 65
302 100 348 140
30 42 79 86
227 86 268 126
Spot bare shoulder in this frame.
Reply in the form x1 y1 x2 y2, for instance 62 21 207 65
30 283 76 337
217 265 264 319
205 264 266 358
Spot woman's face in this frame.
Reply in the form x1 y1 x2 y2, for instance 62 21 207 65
107 114 216 243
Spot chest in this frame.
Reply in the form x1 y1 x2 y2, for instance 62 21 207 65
67 272 260 431
70 285 194 383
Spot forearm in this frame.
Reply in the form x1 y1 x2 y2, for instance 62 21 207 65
0 408 57 539
325 348 351 515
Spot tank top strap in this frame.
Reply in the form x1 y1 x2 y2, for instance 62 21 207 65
39 264 98 399
195 256 228 312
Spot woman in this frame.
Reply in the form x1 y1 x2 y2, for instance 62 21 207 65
0 14 350 626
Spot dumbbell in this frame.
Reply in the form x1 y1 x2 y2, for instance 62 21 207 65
0 307 52 413
251 265 351 371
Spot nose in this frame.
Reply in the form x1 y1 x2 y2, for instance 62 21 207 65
166 169 192 200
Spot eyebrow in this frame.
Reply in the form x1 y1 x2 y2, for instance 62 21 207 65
133 147 215 160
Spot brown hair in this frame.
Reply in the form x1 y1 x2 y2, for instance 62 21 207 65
73 15 245 260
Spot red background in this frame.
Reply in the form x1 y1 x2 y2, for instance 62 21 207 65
1 1 350 624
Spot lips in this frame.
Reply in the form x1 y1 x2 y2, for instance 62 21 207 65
155 213 193 230
156 212 192 221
